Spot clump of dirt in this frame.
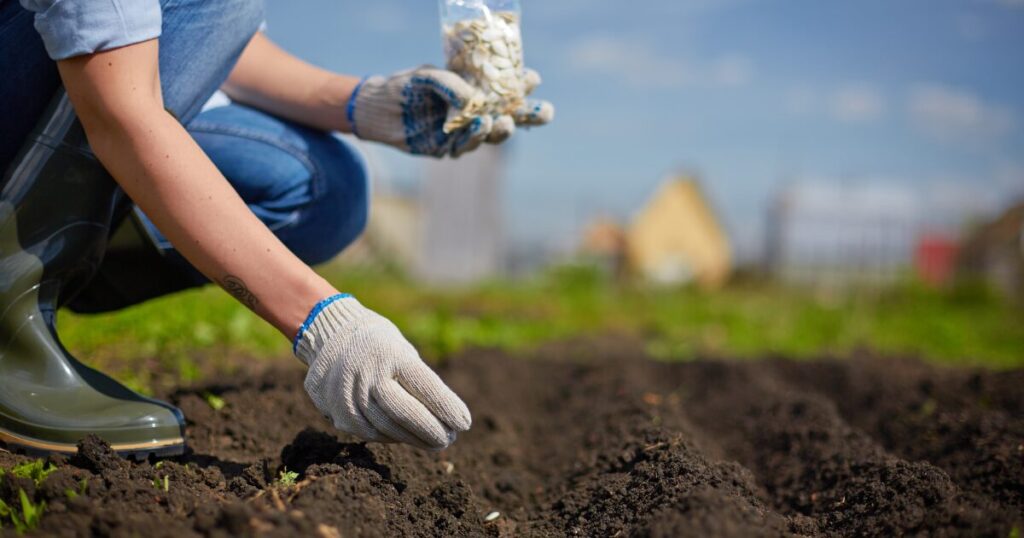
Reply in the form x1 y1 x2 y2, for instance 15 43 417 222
1 341 1021 536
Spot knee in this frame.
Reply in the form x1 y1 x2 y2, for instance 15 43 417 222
302 136 370 265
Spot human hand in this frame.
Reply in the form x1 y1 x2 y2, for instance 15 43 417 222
484 68 555 145
347 65 553 157
295 295 472 450
347 66 491 158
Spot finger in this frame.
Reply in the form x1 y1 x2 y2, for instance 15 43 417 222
364 395 437 450
486 115 516 144
374 380 452 449
350 375 398 443
513 99 555 126
449 115 492 158
522 68 542 96
414 66 482 111
304 365 390 443
397 361 472 432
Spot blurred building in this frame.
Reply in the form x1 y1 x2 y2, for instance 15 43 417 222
956 202 1024 303
341 193 420 269
765 182 918 288
336 143 506 284
914 234 960 287
579 217 628 278
624 177 732 288
417 145 505 284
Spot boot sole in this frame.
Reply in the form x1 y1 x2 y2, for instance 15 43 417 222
0 426 185 460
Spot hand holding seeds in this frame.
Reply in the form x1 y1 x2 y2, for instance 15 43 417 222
347 66 497 158
345 5 552 159
442 10 554 137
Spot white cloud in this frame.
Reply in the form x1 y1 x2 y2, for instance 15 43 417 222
566 35 752 90
908 84 1015 142
709 55 753 87
533 0 754 21
358 2 412 35
829 85 885 124
567 36 687 88
784 86 817 116
782 84 885 123
954 14 988 41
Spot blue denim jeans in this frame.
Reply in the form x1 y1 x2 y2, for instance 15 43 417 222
140 104 370 276
0 0 368 291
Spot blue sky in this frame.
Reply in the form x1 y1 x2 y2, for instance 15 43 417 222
264 0 1024 259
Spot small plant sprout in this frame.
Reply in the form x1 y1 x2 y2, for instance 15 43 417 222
65 477 90 499
153 475 169 492
0 489 46 532
276 468 299 487
203 392 226 411
8 460 58 486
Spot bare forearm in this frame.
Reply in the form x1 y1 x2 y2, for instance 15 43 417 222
90 113 335 335
57 40 336 337
222 33 359 133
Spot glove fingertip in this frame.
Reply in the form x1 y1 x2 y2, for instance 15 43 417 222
450 115 491 158
486 115 516 145
439 393 472 432
515 100 555 126
522 68 542 94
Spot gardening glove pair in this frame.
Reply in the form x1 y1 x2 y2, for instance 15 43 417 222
294 295 471 450
347 65 554 158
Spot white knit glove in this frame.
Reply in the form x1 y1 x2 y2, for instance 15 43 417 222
294 295 471 450
347 65 553 158
490 68 556 144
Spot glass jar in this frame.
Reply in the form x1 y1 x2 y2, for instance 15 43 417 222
439 0 525 117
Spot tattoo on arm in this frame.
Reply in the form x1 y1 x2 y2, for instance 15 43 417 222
221 275 259 309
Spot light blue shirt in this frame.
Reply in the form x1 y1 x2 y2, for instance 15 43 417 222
20 0 163 60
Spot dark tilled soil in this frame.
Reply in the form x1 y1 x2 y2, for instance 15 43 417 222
2 340 1022 537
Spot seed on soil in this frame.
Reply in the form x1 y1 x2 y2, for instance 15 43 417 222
484 511 501 522
442 461 455 474
316 524 342 538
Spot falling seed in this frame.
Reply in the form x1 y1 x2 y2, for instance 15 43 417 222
484 511 501 522
444 461 455 474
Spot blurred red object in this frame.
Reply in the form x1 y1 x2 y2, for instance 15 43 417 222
915 234 959 287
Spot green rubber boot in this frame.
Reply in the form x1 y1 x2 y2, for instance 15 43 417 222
0 90 186 459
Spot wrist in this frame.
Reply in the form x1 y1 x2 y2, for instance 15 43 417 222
293 294 366 361
344 76 370 137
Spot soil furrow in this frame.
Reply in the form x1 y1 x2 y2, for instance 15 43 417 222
0 343 1020 537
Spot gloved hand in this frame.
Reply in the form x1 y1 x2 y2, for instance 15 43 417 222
485 68 556 145
294 294 471 450
347 65 554 157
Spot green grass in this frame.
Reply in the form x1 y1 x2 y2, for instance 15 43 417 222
0 462 53 533
56 264 1024 393
2 461 58 487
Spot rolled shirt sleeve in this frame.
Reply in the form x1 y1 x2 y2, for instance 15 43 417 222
20 0 162 60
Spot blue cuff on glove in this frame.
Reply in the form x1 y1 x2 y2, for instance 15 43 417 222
293 293 352 354
345 77 370 138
